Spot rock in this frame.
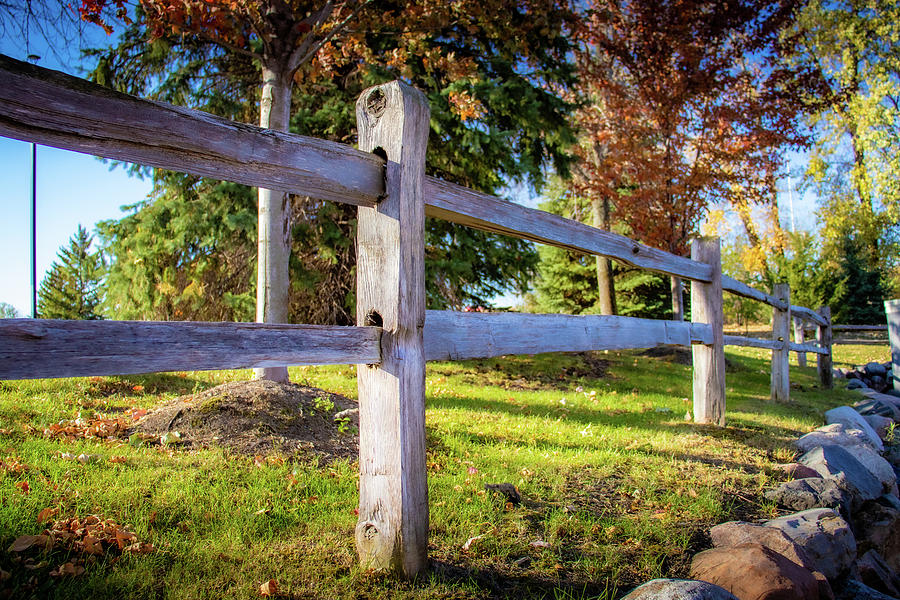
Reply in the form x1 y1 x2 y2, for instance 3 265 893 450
834 368 846 379
777 463 823 480
839 444 899 497
799 445 883 502
872 376 887 392
834 579 898 600
852 496 900 574
849 379 869 390
620 579 739 600
765 508 857 580
794 423 878 454
856 550 900 597
690 542 821 600
867 362 889 378
863 415 896 440
332 408 359 420
709 522 816 570
886 389 900 399
856 397 900 421
825 406 884 451
765 477 855 514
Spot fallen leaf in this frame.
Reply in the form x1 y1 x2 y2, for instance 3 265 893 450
50 562 85 577
462 534 484 551
124 542 154 554
8 534 49 552
15 481 29 495
82 535 103 555
37 508 57 523
109 456 127 464
0 569 9 581
259 579 279 597
530 540 550 548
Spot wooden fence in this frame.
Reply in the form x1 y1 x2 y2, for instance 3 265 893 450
0 55 834 577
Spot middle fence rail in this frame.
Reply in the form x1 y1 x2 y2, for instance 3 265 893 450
0 54 834 576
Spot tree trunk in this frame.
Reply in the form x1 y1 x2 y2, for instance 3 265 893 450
591 196 617 315
671 276 684 321
254 66 294 383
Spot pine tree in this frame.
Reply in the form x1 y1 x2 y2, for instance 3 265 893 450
0 303 19 318
38 226 105 320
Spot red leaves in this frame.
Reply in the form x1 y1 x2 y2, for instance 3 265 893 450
42 415 131 442
7 514 154 578
259 579 279 597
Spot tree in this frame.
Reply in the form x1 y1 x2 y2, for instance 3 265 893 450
37 225 105 320
85 1 573 339
786 0 900 292
0 303 19 319
568 0 808 318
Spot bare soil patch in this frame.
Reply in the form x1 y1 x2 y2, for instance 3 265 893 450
135 380 358 460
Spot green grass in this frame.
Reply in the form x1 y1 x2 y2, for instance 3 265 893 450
0 343 882 599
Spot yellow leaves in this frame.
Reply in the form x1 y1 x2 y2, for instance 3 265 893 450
448 90 486 122
702 209 727 237
42 414 131 442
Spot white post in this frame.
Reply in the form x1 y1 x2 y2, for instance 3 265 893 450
354 81 430 577
691 238 726 426
793 317 807 368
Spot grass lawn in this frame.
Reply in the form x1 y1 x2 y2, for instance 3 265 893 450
0 342 887 599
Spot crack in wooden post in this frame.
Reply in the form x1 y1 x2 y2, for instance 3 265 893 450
354 81 429 578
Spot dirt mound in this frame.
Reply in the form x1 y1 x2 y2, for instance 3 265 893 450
136 380 358 460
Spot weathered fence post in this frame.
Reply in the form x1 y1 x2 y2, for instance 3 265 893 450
817 306 833 389
793 317 807 368
354 81 430 577
771 284 791 402
691 237 726 426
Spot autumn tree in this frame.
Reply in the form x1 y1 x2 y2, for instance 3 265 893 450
567 0 808 319
82 1 575 354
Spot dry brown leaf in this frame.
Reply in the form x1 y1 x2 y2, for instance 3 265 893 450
50 562 85 577
15 481 30 495
8 534 49 552
109 456 127 464
123 542 154 555
82 535 103 555
37 507 57 524
259 579 279 597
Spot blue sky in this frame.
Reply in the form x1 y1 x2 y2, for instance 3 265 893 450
0 21 153 317
0 16 819 316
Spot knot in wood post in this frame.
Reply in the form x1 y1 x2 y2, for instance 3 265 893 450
771 283 791 403
354 81 430 578
690 237 726 426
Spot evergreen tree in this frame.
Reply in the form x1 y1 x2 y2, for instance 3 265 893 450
38 225 105 320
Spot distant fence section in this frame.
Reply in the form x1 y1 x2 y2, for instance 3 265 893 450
0 54 834 577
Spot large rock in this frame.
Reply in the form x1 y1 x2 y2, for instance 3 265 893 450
849 379 870 390
863 415 896 440
825 406 884 451
852 496 900 574
834 579 898 600
866 362 889 378
855 396 900 421
708 522 833 600
764 508 857 580
690 542 821 600
620 579 739 600
776 463 823 480
799 445 883 502
765 477 855 514
794 423 878 454
856 549 900 597
709 522 816 569
840 444 899 497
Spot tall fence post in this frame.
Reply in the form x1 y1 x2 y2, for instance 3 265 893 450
354 81 430 577
691 237 726 426
817 306 833 389
771 284 791 402
793 317 807 368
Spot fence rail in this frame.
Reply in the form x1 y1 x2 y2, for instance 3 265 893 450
0 54 836 577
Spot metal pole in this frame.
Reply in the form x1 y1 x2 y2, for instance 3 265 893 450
30 142 36 318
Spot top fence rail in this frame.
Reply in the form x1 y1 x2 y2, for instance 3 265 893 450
0 54 711 282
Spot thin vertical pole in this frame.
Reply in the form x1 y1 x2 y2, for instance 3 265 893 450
771 284 791 402
354 81 430 577
30 142 37 318
691 237 725 426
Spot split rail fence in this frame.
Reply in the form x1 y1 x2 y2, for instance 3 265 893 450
0 55 834 577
